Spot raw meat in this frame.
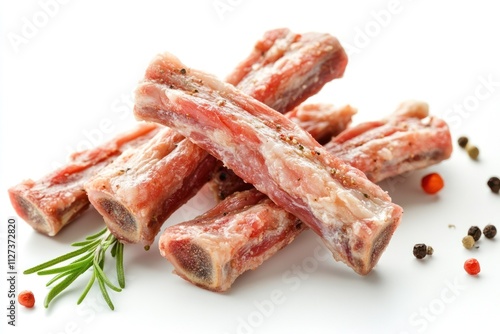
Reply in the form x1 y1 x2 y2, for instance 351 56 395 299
325 101 453 182
159 105 452 291
8 123 160 236
225 28 348 113
209 103 356 200
87 29 348 246
134 52 403 275
286 103 356 144
160 189 305 292
85 127 218 245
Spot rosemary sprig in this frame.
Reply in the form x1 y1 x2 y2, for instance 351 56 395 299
24 227 125 310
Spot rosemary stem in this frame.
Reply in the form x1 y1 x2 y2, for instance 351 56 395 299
24 227 125 310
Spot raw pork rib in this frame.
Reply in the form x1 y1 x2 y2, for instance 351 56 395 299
286 103 356 145
86 29 348 246
85 127 218 245
8 123 160 236
134 52 404 275
225 28 348 113
160 189 305 292
325 101 453 182
159 104 453 291
212 100 452 200
209 103 356 200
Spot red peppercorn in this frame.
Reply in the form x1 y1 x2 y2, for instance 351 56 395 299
421 173 444 194
464 258 480 275
18 290 35 308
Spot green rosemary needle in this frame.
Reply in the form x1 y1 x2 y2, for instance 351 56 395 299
23 227 125 310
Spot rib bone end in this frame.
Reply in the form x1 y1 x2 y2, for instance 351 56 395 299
162 239 222 291
8 184 89 237
329 204 403 276
363 207 403 275
9 188 54 236
88 193 140 244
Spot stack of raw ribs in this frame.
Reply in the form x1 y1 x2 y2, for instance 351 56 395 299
9 28 453 292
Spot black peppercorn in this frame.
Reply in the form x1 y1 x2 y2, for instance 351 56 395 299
457 136 469 148
487 177 500 194
483 224 497 239
413 243 433 259
218 172 227 181
468 226 482 241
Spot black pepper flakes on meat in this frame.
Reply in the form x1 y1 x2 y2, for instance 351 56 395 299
180 68 187 75
218 172 227 181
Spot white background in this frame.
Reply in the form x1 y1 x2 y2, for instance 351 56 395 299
1 0 500 333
